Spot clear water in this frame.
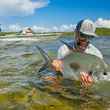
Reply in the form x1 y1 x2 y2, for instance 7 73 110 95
0 36 109 110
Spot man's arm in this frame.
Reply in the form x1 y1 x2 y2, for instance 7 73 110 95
57 44 71 59
52 44 71 72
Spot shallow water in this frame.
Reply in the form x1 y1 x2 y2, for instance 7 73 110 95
0 36 110 110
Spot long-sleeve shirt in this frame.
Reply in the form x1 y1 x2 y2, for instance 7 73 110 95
57 41 103 60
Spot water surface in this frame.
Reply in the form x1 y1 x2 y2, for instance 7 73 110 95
0 36 109 110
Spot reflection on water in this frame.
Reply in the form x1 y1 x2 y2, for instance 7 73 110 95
0 36 109 110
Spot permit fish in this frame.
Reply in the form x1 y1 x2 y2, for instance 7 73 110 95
62 51 107 81
36 42 110 97
36 43 108 82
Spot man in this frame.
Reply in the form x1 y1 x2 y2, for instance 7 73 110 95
52 19 104 87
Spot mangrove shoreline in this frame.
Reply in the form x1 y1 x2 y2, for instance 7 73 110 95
0 28 110 37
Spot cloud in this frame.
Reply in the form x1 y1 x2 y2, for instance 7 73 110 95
0 0 50 16
95 18 110 28
59 24 76 32
32 24 76 32
32 25 50 32
52 26 58 32
5 24 23 32
4 23 76 32
4 18 110 32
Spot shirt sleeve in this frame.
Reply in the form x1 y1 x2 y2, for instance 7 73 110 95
57 44 71 59
58 43 103 60
85 44 103 59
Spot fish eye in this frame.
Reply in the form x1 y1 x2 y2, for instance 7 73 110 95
89 71 93 75
103 72 107 75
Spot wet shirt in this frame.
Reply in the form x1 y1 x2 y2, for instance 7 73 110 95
57 41 103 60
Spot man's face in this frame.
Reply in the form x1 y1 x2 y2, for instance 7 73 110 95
78 37 88 50
76 32 89 51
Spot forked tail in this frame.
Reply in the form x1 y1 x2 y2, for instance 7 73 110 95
36 45 52 72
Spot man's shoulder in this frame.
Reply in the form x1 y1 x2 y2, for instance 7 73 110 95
86 43 103 59
87 43 100 52
57 40 74 59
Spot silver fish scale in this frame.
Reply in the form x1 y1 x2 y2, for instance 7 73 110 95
62 52 106 81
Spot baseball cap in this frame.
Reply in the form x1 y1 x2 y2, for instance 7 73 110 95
75 19 97 37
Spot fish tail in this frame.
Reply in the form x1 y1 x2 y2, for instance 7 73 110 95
36 45 52 72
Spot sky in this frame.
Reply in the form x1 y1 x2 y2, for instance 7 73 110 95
0 0 110 32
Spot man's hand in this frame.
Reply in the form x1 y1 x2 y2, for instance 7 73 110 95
51 59 63 72
80 71 93 88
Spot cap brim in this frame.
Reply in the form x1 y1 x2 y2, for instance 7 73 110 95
81 31 98 37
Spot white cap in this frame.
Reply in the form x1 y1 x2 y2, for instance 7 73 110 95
76 19 97 37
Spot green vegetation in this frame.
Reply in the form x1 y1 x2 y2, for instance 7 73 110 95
0 32 17 36
61 32 74 36
0 28 110 37
60 28 110 37
96 28 110 36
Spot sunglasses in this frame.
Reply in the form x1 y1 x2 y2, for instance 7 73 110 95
80 32 93 39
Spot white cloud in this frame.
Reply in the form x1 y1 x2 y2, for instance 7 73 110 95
4 18 110 32
4 23 76 32
95 18 110 28
52 26 58 32
59 24 76 32
32 24 75 32
60 25 69 32
7 24 23 32
0 0 49 16
32 25 50 32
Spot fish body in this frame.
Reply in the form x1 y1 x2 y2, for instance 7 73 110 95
62 52 107 81
36 44 110 97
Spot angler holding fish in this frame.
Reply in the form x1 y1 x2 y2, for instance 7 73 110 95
51 19 108 88
36 19 109 95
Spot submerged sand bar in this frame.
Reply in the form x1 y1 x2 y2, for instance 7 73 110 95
0 36 59 42
0 38 41 42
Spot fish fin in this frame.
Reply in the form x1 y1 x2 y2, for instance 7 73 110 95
36 45 52 73
38 63 48 73
60 40 73 50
